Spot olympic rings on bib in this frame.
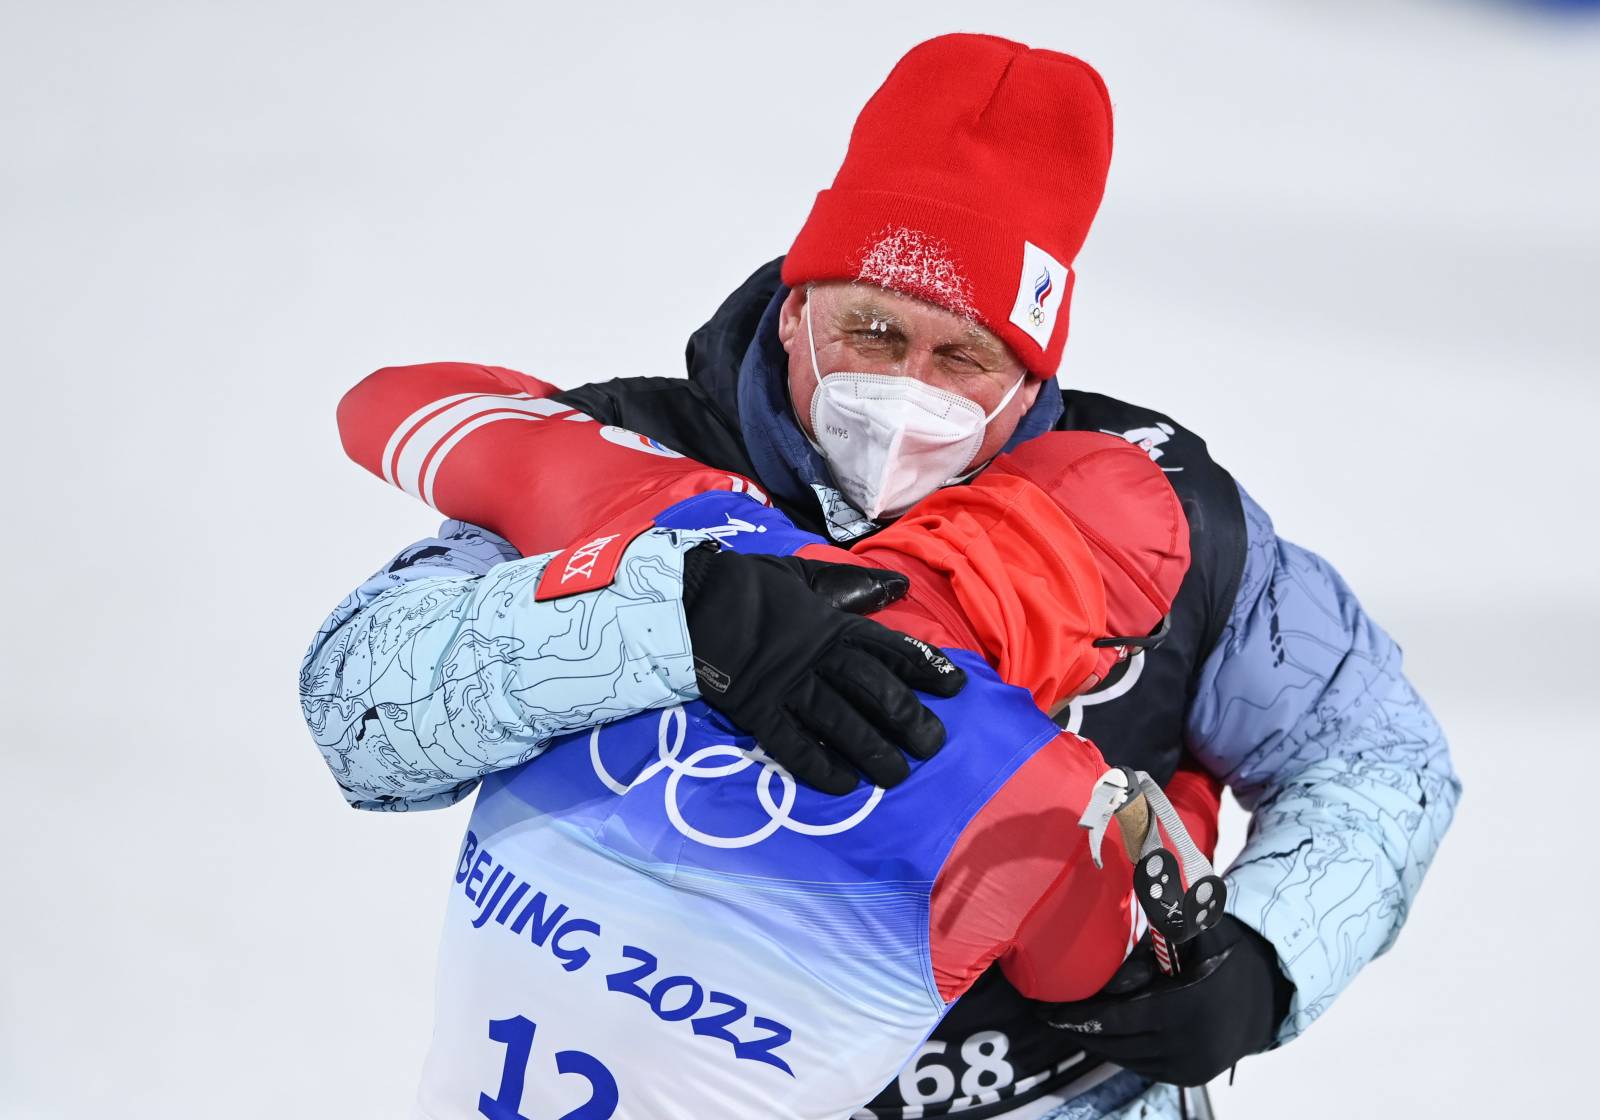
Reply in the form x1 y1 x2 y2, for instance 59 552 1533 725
588 706 884 849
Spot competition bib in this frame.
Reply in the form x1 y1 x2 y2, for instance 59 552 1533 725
415 652 1057 1120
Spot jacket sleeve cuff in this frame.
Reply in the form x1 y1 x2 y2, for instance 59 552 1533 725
610 528 710 708
1223 861 1314 1046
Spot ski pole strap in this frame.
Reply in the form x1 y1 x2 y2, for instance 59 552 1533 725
1135 770 1213 887
1078 766 1228 946
1078 766 1215 882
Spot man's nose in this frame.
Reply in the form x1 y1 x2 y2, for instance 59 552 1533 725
900 347 940 384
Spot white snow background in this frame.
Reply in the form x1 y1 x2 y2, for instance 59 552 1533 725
2 1 1595 1116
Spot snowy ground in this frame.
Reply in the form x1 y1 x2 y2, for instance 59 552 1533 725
3 1 1595 1116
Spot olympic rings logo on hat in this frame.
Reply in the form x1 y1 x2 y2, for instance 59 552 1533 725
587 706 884 849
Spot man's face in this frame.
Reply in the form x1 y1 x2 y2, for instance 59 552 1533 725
777 281 1042 476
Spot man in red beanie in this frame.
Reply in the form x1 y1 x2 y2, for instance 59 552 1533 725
306 32 1458 1120
768 33 1112 533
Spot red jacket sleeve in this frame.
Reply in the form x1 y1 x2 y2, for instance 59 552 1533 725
337 362 768 556
925 731 1111 1003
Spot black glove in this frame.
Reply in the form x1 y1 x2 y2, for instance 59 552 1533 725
681 541 967 794
1036 914 1294 1087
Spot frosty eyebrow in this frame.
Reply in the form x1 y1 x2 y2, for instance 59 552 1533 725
953 324 1007 361
835 302 1001 346
834 302 906 336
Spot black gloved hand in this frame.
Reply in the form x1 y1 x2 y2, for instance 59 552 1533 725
1036 914 1294 1087
681 541 966 794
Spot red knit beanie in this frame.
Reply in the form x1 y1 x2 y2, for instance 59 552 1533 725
783 33 1114 377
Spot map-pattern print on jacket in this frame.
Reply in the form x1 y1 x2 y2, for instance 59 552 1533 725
298 519 704 811
1186 487 1461 1043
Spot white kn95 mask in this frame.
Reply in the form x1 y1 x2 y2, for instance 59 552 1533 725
804 296 1026 520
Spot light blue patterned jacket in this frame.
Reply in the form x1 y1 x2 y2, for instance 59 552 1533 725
1186 487 1460 1043
298 522 705 813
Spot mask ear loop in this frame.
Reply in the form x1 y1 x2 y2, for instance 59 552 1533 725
982 369 1029 424
798 290 836 460
803 288 826 393
949 371 1033 484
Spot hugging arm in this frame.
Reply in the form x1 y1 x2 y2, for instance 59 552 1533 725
298 519 705 811
301 362 955 807
1186 485 1462 1041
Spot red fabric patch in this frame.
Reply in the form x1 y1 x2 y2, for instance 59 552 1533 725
534 521 654 601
